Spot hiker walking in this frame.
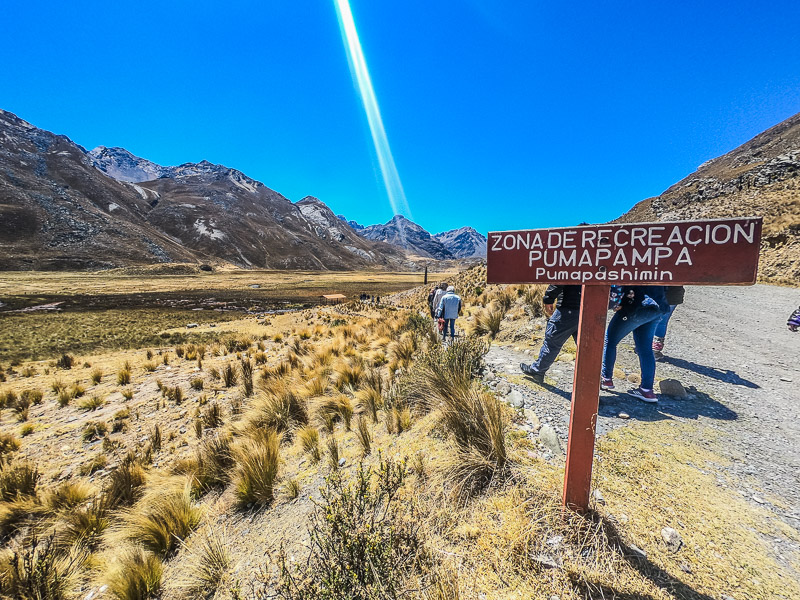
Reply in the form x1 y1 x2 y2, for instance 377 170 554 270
652 285 685 359
436 285 462 342
601 286 670 403
427 286 438 317
431 283 448 320
789 306 800 332
520 285 581 383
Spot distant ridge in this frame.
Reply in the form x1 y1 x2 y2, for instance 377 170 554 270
0 108 410 271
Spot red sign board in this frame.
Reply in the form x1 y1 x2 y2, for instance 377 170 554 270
487 217 762 285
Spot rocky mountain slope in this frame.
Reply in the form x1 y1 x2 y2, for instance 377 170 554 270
620 111 800 283
358 215 454 260
0 109 409 271
433 226 486 258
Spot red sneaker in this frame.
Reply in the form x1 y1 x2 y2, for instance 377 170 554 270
601 377 615 390
628 387 657 403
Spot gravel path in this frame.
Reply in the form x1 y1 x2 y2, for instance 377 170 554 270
484 284 800 559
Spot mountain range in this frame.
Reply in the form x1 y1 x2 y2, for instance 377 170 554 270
620 111 800 283
0 109 482 270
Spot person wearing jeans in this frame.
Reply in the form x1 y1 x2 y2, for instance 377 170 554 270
601 286 670 403
652 286 685 359
521 285 581 383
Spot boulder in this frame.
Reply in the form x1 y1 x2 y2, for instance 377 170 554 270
539 424 561 455
659 379 688 398
507 390 524 408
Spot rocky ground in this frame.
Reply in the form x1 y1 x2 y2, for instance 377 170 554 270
482 283 800 573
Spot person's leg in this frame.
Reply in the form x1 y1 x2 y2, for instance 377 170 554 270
532 309 579 373
601 312 640 380
631 311 662 389
447 318 455 339
653 305 676 353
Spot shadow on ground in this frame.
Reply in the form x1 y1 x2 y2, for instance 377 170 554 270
659 355 760 389
569 513 717 600
598 388 737 422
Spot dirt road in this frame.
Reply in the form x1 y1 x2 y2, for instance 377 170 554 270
485 284 800 563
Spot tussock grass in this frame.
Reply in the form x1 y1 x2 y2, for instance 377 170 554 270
355 416 372 456
149 425 162 453
240 358 254 397
91 368 103 384
332 360 364 391
471 306 504 338
0 461 39 500
47 479 93 511
202 402 222 428
113 480 202 557
260 361 291 381
78 394 105 411
79 453 108 475
190 377 204 390
82 420 107 442
0 535 87 599
283 478 301 500
245 382 308 434
117 365 132 385
389 333 417 370
105 462 147 508
316 395 354 431
192 433 234 493
57 497 108 550
0 498 49 541
234 430 281 507
0 433 20 466
326 436 340 471
106 547 163 600
222 363 237 387
167 526 230 597
297 426 321 463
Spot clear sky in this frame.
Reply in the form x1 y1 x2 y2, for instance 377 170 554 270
3 1 799 235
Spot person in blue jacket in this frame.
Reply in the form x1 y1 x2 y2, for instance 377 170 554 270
601 286 670 403
436 285 462 341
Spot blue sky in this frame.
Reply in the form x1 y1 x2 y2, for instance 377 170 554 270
3 1 799 235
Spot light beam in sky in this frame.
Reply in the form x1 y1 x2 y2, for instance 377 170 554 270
333 0 412 239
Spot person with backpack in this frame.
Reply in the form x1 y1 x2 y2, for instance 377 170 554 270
601 286 670 403
436 285 462 341
789 306 800 332
520 285 581 383
427 286 438 317
652 285 686 359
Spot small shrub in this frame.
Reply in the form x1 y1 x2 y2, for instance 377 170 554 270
51 379 66 394
112 409 131 433
57 354 75 369
57 388 72 408
122 388 134 401
0 433 21 465
175 345 185 359
69 383 85 398
234 430 281 506
0 535 86 599
142 362 157 373
106 547 163 600
21 389 43 405
190 377 204 391
19 423 34 437
91 368 103 384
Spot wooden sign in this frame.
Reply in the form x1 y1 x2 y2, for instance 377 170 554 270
485 217 763 513
487 217 762 286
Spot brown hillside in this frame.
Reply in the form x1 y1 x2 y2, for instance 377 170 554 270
619 112 800 284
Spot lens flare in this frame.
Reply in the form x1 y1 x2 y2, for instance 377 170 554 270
333 0 411 243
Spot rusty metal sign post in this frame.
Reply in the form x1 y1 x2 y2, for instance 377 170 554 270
487 217 762 512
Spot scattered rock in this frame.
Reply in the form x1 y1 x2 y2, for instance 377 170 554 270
626 373 641 385
680 562 692 573
186 323 199 328
539 424 561 455
592 489 606 505
752 495 766 504
531 553 561 569
618 412 630 419
626 543 647 560
508 390 524 408
546 535 563 547
338 457 346 467
496 381 511 396
661 527 683 550
524 409 541 431
659 378 688 398
779 376 792 382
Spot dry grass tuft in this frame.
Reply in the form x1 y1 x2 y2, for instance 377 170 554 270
0 461 39 501
78 394 105 411
106 547 163 600
355 416 372 456
316 395 354 431
47 479 93 511
167 526 230 597
471 306 505 338
326 436 340 471
105 462 147 508
297 426 321 463
0 535 87 599
234 430 281 507
113 480 202 557
246 382 308 434
192 433 235 494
